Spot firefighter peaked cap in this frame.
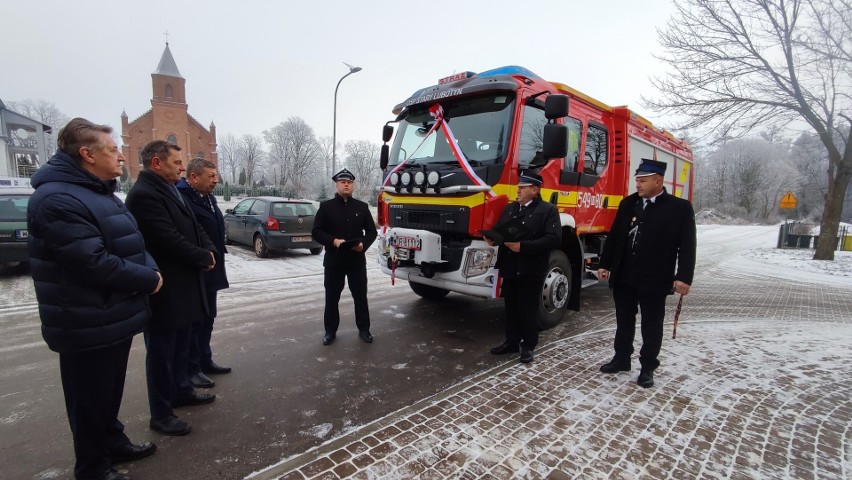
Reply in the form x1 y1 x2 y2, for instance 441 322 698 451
635 159 667 177
518 171 543 187
332 168 355 182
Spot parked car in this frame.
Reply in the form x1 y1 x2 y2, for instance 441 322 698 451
0 186 34 267
223 197 323 257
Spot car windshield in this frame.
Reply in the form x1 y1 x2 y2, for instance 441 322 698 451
389 93 515 167
0 195 29 221
272 203 316 217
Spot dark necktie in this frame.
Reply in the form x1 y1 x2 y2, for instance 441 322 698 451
172 185 186 207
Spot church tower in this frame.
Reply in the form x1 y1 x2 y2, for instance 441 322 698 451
121 43 218 180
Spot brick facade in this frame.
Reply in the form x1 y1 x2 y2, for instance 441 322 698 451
121 43 217 180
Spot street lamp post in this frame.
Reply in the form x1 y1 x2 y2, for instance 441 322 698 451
332 62 362 175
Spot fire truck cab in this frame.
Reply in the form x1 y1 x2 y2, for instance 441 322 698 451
376 66 693 329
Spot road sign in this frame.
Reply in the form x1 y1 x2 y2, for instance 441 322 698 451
779 191 797 209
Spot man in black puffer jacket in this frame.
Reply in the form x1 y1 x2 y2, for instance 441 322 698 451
28 118 163 480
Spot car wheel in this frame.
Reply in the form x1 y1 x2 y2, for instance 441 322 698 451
254 234 269 258
310 247 322 255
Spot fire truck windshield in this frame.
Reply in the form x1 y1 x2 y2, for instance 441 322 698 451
389 94 515 167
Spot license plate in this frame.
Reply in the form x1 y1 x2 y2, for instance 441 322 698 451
292 236 312 242
394 236 421 250
15 230 28 239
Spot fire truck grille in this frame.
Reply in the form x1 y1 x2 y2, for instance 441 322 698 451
389 206 470 236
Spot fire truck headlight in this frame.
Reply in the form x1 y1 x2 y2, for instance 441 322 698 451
414 171 425 187
427 171 441 188
389 172 400 187
463 248 495 277
400 172 412 188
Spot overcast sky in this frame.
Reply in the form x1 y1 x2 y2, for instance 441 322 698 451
1 0 678 151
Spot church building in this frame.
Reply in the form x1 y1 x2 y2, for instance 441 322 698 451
121 43 217 179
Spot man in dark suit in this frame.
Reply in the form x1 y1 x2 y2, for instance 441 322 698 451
597 159 696 388
126 141 217 436
312 168 378 346
177 157 231 390
485 171 561 364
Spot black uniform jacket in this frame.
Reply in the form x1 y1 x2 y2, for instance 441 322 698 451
494 196 562 281
599 189 696 296
177 178 229 292
126 170 216 330
312 193 377 270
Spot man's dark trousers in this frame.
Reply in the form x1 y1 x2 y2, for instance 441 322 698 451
189 288 217 373
502 278 539 350
59 339 132 478
145 325 194 420
323 265 370 334
612 285 667 371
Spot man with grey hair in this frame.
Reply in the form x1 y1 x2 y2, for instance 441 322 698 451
177 157 231 389
126 141 217 437
28 117 162 480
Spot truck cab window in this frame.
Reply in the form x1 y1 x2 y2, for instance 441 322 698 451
584 123 608 175
518 105 547 168
565 117 582 172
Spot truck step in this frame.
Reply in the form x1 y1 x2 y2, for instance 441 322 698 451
581 278 600 289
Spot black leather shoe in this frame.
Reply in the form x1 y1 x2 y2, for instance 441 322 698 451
490 341 520 355
108 441 157 463
359 331 374 343
600 358 631 373
190 372 215 388
173 392 216 408
201 362 232 375
519 349 534 363
322 333 336 345
84 468 130 480
149 416 191 436
638 370 654 388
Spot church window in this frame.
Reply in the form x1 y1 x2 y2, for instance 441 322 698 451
167 134 178 145
165 84 173 97
196 151 204 158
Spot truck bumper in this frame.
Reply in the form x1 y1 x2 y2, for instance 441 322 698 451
376 228 499 298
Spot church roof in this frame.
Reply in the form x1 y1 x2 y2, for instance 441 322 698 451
153 42 183 79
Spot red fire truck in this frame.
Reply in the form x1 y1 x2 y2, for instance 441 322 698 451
376 66 693 329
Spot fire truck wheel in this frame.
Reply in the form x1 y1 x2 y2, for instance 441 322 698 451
537 250 571 330
409 281 450 300
254 234 269 258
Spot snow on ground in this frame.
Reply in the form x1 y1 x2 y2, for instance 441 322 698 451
749 246 851 277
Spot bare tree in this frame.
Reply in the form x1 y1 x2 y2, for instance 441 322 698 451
646 0 851 260
343 140 381 203
218 133 241 184
263 117 321 198
8 98 70 155
317 136 335 179
238 134 265 186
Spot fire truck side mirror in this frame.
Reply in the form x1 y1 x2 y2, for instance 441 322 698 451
542 124 568 159
380 145 390 171
545 95 569 119
382 125 394 142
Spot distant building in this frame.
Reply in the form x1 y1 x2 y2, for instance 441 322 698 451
0 98 52 179
121 43 218 180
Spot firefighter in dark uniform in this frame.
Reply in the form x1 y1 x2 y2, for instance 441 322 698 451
597 159 696 388
312 168 378 346
484 171 561 364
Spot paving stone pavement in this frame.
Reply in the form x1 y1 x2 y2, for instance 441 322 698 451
249 264 852 479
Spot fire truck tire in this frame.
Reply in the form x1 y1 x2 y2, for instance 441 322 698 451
537 250 571 330
409 281 450 300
